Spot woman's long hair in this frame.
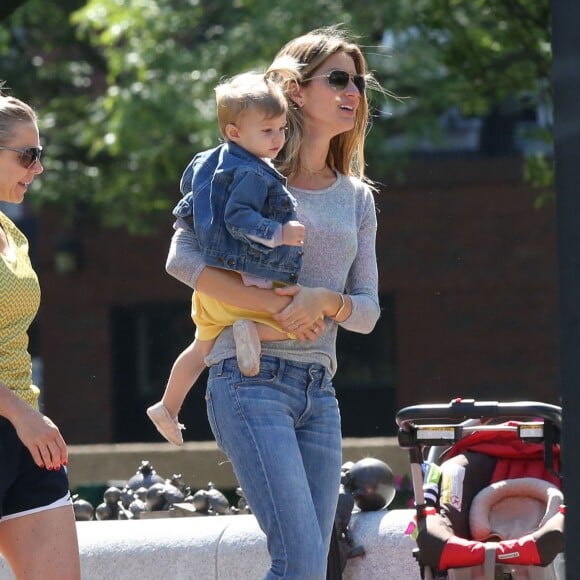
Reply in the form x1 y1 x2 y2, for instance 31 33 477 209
269 26 372 183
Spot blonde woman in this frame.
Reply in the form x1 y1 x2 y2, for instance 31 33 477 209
0 90 80 579
167 28 380 579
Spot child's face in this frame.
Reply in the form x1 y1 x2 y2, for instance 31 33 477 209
229 109 287 160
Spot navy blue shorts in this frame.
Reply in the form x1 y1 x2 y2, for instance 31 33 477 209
0 417 71 520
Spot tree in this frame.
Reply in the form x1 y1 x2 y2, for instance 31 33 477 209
365 0 553 190
0 0 27 21
0 0 553 231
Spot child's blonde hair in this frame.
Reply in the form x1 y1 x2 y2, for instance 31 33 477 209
215 58 302 141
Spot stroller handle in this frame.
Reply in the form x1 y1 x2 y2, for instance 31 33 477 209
396 399 562 432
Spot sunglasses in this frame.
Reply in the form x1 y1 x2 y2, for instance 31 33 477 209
0 145 43 168
305 70 366 94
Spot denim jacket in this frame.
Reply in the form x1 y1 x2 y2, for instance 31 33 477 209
173 142 303 284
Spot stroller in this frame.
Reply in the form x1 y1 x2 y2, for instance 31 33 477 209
396 399 565 580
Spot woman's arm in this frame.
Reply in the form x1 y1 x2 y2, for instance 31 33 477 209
197 268 293 313
0 382 67 469
165 221 207 289
340 191 380 334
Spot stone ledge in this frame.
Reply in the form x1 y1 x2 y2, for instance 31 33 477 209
67 437 410 491
0 509 420 579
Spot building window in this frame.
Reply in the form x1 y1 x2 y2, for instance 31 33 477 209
111 302 212 442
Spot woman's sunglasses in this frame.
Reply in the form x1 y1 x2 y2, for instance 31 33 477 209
305 70 366 94
0 145 43 168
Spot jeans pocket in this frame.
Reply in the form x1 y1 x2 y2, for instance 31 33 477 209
234 365 277 389
205 390 224 450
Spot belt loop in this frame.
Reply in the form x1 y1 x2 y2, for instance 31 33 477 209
276 357 285 380
308 365 316 382
214 358 225 377
308 363 323 384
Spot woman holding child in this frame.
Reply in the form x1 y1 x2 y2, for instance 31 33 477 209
166 27 380 579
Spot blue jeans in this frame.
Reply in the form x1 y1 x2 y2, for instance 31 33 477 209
206 356 343 580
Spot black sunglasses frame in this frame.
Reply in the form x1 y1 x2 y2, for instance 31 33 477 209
0 145 43 168
305 70 366 94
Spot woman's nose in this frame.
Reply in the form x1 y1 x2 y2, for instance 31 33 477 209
346 79 361 96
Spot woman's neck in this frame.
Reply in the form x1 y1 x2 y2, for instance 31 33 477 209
289 165 336 190
288 141 336 190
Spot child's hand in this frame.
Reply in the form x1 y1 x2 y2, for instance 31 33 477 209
282 221 305 246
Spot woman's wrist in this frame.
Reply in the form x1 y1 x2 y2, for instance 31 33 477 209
331 293 346 319
325 290 350 322
0 382 33 424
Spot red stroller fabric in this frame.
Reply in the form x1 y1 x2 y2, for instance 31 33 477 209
418 423 563 571
443 423 561 488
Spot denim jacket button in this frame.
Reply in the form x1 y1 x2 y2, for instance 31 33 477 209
227 258 235 267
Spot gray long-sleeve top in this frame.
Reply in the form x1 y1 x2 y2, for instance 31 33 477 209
166 172 380 376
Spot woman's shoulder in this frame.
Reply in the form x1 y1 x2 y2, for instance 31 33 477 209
0 211 22 237
0 211 29 254
341 173 375 193
338 174 377 208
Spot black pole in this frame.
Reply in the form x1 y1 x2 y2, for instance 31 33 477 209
551 1 580 576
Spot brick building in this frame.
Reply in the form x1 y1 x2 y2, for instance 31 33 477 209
22 156 559 444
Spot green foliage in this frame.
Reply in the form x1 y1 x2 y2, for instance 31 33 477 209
3 0 372 231
373 0 554 190
0 0 553 231
412 0 551 112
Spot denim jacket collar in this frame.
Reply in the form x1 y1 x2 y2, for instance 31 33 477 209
222 142 285 183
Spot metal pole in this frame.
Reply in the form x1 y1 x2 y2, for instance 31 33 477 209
551 1 580 576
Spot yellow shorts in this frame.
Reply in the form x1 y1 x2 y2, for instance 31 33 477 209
192 291 293 341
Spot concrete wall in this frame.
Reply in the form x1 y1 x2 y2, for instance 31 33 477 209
0 509 420 579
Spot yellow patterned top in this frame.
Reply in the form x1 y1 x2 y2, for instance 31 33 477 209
0 211 41 409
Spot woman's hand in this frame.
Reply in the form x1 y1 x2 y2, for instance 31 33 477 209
12 406 68 470
272 286 327 340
